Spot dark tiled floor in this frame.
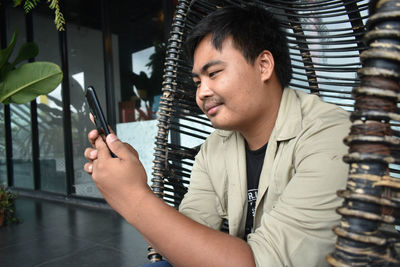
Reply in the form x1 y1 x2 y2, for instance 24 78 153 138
0 197 149 267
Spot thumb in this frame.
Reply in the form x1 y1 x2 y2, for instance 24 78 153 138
106 134 131 159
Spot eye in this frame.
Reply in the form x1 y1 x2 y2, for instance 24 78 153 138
193 79 201 88
209 70 221 78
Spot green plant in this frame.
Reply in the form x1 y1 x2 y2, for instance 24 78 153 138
0 1 64 227
12 0 65 31
0 184 21 226
0 31 63 104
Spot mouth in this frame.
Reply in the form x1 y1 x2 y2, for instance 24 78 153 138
203 100 222 116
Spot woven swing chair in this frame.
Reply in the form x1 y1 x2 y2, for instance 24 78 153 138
150 0 400 265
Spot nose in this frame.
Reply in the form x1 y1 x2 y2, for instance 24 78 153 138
196 80 213 101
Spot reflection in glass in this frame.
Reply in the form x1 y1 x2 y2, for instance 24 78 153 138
0 104 6 185
34 12 66 193
124 43 165 122
37 86 66 193
112 1 171 186
11 103 34 189
6 3 33 189
67 16 107 198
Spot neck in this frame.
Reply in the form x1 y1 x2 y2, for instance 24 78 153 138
241 87 282 151
241 110 278 150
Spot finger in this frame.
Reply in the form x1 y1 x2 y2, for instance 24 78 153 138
107 125 115 135
95 135 112 160
83 162 93 174
123 142 138 156
89 113 95 124
90 112 115 138
106 134 136 159
84 147 98 160
88 129 99 146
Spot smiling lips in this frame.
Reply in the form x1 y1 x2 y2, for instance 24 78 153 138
203 99 222 116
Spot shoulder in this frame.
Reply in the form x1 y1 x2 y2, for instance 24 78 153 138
276 88 350 141
294 89 350 127
289 91 351 162
199 129 235 152
195 129 242 169
277 89 351 159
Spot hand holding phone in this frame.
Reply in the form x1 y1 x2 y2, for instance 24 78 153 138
85 86 117 158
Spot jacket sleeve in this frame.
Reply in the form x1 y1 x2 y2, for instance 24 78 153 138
247 117 350 267
178 138 225 231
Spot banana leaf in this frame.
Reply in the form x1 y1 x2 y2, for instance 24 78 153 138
0 32 17 73
0 61 63 104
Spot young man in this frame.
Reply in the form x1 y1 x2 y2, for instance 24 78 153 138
84 5 350 267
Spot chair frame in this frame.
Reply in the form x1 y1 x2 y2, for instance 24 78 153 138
149 0 400 265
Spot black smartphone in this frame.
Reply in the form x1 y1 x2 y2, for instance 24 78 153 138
85 86 117 158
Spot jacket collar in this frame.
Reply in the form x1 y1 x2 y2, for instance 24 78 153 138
253 88 303 214
273 87 303 141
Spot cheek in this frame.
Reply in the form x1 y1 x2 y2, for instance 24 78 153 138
195 93 203 110
218 77 230 91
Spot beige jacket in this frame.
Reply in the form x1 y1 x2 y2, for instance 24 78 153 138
179 88 350 266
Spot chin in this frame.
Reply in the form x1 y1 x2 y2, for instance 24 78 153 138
208 113 239 131
210 121 235 131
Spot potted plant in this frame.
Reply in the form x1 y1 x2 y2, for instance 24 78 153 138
0 32 62 227
0 1 65 227
0 184 21 226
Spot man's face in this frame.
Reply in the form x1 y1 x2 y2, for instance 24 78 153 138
192 35 272 132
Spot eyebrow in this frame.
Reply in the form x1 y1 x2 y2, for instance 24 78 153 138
192 60 224 78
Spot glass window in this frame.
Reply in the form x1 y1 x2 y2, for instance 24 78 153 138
0 104 6 185
7 6 34 189
65 0 105 197
33 8 66 193
112 1 172 185
62 0 174 197
10 103 34 189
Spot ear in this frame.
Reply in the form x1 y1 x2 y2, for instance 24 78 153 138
258 50 274 82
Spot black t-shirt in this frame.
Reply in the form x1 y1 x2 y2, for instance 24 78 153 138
244 141 267 240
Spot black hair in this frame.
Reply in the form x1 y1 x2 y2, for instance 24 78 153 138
184 5 292 88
